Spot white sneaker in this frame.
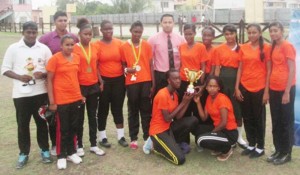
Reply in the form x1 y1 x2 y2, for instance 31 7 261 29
76 148 85 157
67 154 82 164
57 158 67 170
143 137 152 155
90 146 105 156
51 146 57 156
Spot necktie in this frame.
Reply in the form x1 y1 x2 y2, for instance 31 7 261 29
168 35 175 69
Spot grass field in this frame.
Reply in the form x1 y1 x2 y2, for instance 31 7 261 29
0 31 299 175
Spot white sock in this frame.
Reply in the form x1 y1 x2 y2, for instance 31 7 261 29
255 148 264 153
237 127 247 145
247 146 255 150
117 128 124 140
99 130 107 141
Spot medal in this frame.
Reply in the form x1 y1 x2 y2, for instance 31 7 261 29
135 65 141 72
86 66 92 73
130 74 137 81
79 43 92 73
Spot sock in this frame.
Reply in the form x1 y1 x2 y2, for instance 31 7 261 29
99 130 107 141
117 128 124 140
255 148 264 153
247 146 255 150
237 127 247 145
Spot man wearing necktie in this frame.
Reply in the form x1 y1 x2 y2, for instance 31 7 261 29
148 14 186 96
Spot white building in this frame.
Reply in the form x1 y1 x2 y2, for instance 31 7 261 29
151 0 175 13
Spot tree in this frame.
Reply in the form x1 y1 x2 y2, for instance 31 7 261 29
111 0 152 13
56 0 78 11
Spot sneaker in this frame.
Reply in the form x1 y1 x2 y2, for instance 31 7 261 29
249 150 265 159
41 150 52 163
237 142 248 150
130 141 138 150
118 137 129 147
143 137 152 154
179 142 191 154
67 153 82 164
50 146 57 156
57 158 67 170
217 148 233 161
273 153 291 165
99 138 111 148
16 154 29 169
241 148 255 156
90 146 105 156
76 148 85 157
267 151 281 163
211 150 222 156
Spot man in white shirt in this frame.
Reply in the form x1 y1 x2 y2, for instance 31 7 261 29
1 21 53 169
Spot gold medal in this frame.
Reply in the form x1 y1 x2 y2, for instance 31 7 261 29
86 66 92 73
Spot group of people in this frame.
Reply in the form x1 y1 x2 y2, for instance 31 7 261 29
1 11 296 170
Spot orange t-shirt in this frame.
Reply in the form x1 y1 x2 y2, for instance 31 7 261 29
240 43 271 92
206 46 216 74
205 93 237 130
95 38 124 78
46 52 82 105
73 42 99 86
269 41 296 91
121 40 153 85
179 42 208 81
215 43 241 68
149 87 178 136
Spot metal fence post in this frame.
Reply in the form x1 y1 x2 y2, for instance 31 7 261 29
120 22 123 39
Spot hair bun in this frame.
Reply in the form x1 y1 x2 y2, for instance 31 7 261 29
76 18 89 29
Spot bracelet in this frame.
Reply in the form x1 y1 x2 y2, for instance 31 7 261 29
124 68 128 74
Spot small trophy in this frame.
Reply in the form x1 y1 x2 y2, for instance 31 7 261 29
184 68 203 93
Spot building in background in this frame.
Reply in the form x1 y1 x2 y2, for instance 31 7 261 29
264 0 300 8
0 0 32 23
152 0 175 13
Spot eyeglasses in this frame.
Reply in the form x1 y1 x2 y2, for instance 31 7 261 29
22 79 36 86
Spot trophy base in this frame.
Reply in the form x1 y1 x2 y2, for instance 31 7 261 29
187 88 195 94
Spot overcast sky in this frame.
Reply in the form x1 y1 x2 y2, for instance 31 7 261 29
31 0 112 9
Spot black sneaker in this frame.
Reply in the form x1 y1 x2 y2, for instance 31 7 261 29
118 137 129 147
99 138 111 148
267 151 281 163
16 154 29 169
249 150 265 159
237 142 248 150
241 148 255 156
273 153 291 165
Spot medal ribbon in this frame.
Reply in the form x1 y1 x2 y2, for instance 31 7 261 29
130 39 142 67
79 42 91 65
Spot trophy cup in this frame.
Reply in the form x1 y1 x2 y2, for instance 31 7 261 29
184 68 203 93
23 57 36 86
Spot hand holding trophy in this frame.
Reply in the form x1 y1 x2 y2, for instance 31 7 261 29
184 68 203 93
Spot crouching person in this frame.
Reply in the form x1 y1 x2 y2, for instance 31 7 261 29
1 21 52 169
193 76 238 161
148 69 197 165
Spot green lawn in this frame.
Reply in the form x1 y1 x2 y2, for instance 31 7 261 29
0 32 299 175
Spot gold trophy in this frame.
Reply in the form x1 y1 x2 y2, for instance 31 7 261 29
184 68 203 93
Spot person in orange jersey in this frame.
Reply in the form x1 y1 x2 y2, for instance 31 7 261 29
177 23 208 144
235 24 271 158
214 24 247 149
95 20 128 148
148 69 197 165
46 35 84 170
266 22 296 165
73 18 105 157
194 76 238 162
200 26 217 108
121 21 155 150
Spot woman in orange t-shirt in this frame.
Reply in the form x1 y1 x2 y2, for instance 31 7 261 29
121 21 154 150
235 24 270 158
178 24 207 123
214 24 247 149
73 18 105 157
194 75 238 161
95 20 128 148
200 26 217 108
266 22 296 165
147 69 197 165
46 35 84 169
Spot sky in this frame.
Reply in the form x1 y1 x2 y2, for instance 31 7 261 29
31 0 112 10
